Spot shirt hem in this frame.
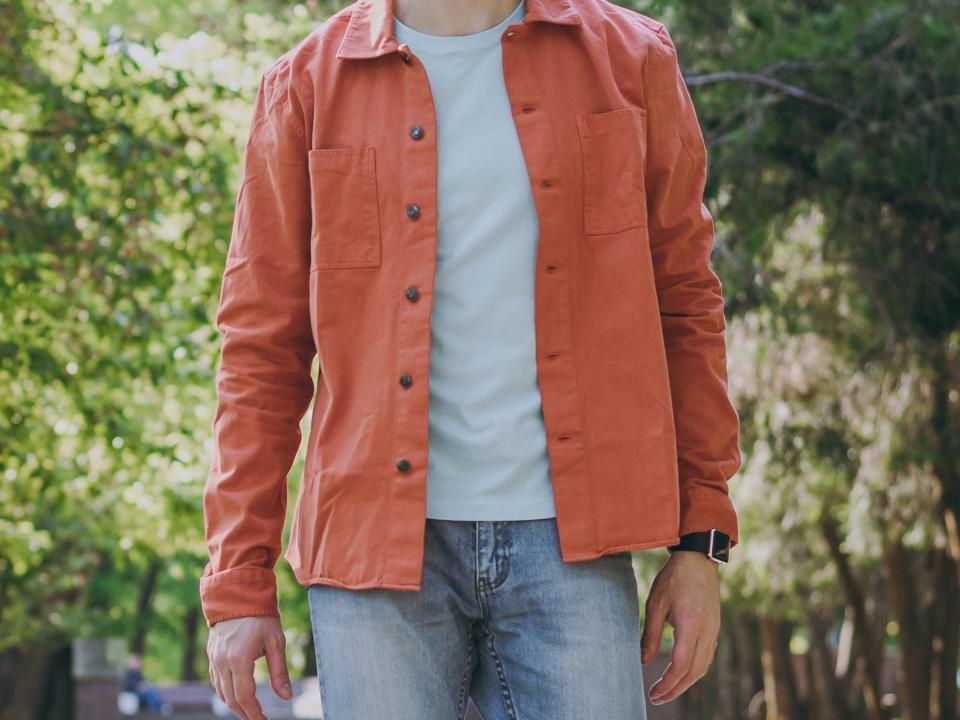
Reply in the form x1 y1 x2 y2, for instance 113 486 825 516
560 536 682 561
304 575 423 592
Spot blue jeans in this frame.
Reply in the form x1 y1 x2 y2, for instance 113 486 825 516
307 517 648 719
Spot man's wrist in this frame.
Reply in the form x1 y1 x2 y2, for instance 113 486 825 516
669 549 721 571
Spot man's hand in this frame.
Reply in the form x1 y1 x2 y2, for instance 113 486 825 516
640 550 721 705
207 616 293 720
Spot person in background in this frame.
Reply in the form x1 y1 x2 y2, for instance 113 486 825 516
122 653 172 715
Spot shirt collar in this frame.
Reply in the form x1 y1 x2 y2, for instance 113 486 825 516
336 0 583 59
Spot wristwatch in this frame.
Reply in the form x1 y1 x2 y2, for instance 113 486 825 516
667 529 731 564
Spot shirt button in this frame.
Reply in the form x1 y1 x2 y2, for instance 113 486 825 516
545 264 558 273
410 125 424 140
399 51 412 64
396 458 411 472
405 286 420 301
399 373 413 388
407 203 421 219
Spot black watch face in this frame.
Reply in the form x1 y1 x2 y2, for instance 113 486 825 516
711 543 730 563
710 531 731 563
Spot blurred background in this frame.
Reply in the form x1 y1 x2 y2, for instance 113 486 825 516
1 0 958 718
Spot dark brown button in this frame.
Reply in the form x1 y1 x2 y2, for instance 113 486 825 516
405 286 420 301
407 204 421 219
396 458 411 472
541 179 553 188
545 264 558 273
547 352 561 360
399 373 413 388
521 105 536 113
410 125 424 140
399 51 412 64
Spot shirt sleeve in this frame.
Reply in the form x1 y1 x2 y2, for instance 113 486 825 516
641 23 742 545
199 58 315 627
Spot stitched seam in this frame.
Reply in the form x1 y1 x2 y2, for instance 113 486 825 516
486 522 510 591
484 630 518 720
456 627 476 720
475 522 482 594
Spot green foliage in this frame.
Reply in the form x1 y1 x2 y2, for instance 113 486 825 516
639 0 960 345
629 0 959 619
0 0 321 670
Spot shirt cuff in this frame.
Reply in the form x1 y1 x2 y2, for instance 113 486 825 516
199 565 280 627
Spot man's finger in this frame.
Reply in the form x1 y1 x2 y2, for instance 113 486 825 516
222 666 250 720
232 659 267 720
651 633 712 704
640 594 667 663
264 630 293 700
648 623 697 704
210 663 224 705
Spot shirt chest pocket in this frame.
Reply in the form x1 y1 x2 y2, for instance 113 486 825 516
576 107 648 236
307 146 382 270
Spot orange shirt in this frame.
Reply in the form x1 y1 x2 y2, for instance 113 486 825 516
199 0 742 627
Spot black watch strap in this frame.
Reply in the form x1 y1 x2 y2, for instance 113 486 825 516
667 529 731 564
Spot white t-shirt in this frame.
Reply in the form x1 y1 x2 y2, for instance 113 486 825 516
393 0 557 520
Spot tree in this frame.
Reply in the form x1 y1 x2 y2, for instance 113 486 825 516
634 0 959 716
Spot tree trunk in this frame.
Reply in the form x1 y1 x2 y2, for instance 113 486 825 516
716 616 743 720
806 606 848 720
882 539 931 720
34 643 72 720
181 604 200 682
821 514 885 720
930 343 960 720
730 610 765 715
0 642 65 720
804 649 822 720
130 558 162 657
759 616 800 720
930 546 959 720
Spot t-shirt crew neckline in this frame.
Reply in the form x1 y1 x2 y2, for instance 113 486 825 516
392 0 526 53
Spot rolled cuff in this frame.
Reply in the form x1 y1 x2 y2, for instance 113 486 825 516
678 483 739 546
199 565 280 627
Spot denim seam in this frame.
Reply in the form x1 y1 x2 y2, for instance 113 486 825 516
456 626 477 720
483 628 518 720
474 521 483 595
475 522 511 592
473 522 517 718
487 521 511 590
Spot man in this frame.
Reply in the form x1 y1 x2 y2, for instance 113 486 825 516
201 0 741 717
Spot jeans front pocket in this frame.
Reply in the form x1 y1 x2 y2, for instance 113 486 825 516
308 146 382 270
576 107 648 236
